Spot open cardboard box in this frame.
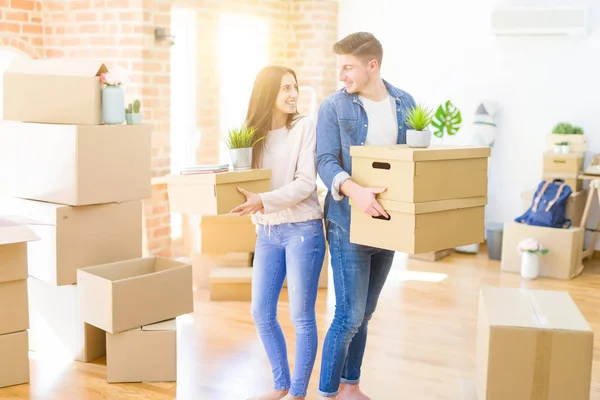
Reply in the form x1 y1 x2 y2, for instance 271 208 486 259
3 58 106 125
167 169 271 215
78 257 193 334
0 121 152 206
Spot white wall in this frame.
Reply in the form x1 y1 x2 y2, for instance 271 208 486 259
338 0 600 247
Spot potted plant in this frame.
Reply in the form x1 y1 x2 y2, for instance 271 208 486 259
225 126 265 171
125 103 133 125
99 66 128 125
553 141 570 154
125 99 142 125
431 100 462 139
405 103 434 148
517 238 548 279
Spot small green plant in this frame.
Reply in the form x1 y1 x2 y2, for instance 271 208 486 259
405 104 433 131
552 122 584 135
225 126 265 149
125 103 132 114
431 100 462 138
555 141 569 146
133 99 141 114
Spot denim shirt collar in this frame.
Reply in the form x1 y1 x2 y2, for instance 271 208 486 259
342 79 405 105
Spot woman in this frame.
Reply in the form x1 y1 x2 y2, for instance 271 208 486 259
231 66 326 400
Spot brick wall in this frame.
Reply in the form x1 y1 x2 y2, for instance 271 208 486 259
1 0 338 257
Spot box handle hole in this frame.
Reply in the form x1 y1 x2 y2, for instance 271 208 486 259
372 162 391 170
372 214 391 221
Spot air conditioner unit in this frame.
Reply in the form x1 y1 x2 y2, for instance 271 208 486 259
491 6 588 36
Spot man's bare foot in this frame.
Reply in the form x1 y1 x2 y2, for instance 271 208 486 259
336 383 371 400
248 389 289 400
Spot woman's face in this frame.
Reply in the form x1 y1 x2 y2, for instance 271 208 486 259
274 73 299 115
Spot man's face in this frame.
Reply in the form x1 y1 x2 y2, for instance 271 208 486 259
337 54 377 94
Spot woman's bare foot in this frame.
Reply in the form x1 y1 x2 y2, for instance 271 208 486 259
248 389 289 400
336 383 371 400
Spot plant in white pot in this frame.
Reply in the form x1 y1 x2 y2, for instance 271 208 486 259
225 125 265 171
405 104 434 148
517 238 548 280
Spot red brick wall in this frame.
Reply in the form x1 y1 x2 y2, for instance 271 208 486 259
1 0 338 257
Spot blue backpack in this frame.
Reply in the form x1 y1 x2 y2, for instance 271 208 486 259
515 179 572 228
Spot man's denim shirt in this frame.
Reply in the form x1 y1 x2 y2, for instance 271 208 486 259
316 79 416 233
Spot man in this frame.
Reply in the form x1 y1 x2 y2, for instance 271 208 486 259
315 32 416 399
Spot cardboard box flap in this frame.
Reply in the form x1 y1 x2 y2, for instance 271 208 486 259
349 196 487 214
82 257 190 282
142 319 176 332
166 169 271 186
349 144 491 161
481 287 591 332
5 58 108 77
0 216 40 245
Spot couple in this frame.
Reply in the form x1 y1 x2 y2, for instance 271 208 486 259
231 32 416 400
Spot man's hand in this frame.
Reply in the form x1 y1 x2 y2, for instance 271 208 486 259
341 180 389 218
230 187 264 216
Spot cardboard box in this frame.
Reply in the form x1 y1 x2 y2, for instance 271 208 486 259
0 331 29 389
209 267 253 301
106 319 176 383
3 58 105 125
541 173 582 192
0 198 143 286
522 189 587 227
193 252 253 290
28 277 106 363
476 287 593 400
78 257 193 334
350 197 486 254
501 222 584 279
543 152 584 174
0 279 28 336
0 121 151 206
200 215 257 254
167 169 271 215
546 133 587 154
350 145 490 203
0 216 39 283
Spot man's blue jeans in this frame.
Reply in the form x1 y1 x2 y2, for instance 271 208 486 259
251 219 326 398
318 221 395 397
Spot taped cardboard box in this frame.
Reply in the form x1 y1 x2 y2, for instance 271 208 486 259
0 279 28 336
0 216 39 283
200 214 257 254
501 222 584 280
28 277 106 363
78 257 193 334
350 145 490 203
0 121 151 206
350 197 486 254
106 319 176 383
167 169 271 215
3 58 105 125
0 198 143 286
521 189 587 228
476 287 593 400
0 331 29 389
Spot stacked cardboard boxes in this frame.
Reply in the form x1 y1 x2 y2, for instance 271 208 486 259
348 145 491 254
0 218 38 389
0 58 152 362
475 286 593 399
77 256 193 382
542 152 584 192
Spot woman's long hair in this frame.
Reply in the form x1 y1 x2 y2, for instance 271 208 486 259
245 66 301 168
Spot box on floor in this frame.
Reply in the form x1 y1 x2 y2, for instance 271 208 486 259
0 330 29 389
193 252 253 290
476 286 593 400
0 121 151 206
501 222 584 279
0 198 143 286
521 188 587 227
3 58 106 126
28 277 105 363
349 145 490 254
78 256 193 334
167 169 271 215
106 319 176 383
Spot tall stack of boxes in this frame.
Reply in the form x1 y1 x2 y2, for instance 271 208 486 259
0 58 151 364
0 219 38 389
502 132 588 280
348 145 491 254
